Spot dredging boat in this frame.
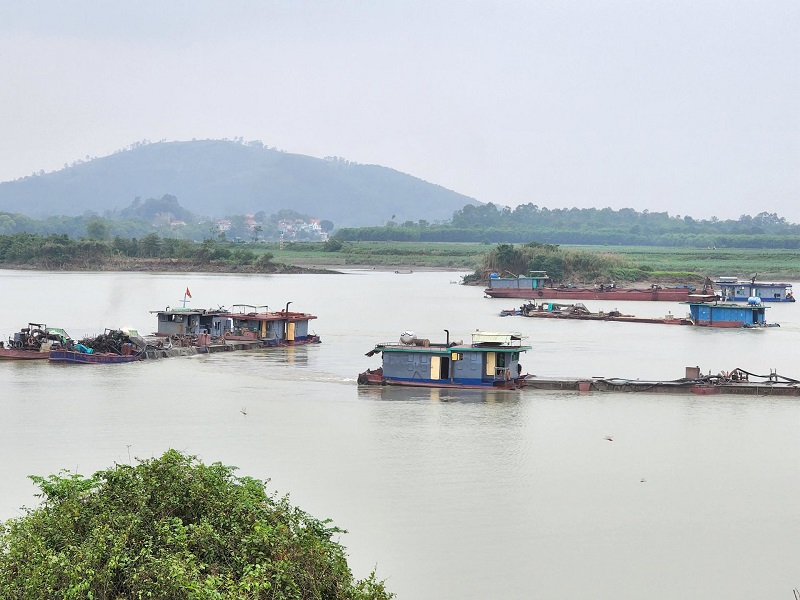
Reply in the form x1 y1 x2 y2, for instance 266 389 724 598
151 303 320 346
484 270 708 302
0 323 72 360
48 300 322 365
685 297 778 328
358 330 530 389
715 277 795 302
501 301 693 325
223 304 321 346
500 298 778 328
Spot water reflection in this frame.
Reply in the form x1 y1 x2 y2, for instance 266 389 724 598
252 345 308 366
357 384 524 404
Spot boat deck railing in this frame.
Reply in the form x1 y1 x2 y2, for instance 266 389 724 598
372 342 451 350
230 304 271 315
494 366 513 380
368 341 527 356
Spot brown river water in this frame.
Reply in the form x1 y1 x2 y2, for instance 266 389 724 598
1 269 800 599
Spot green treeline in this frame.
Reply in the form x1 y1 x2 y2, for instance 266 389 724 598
335 204 800 248
0 233 275 270
0 205 210 241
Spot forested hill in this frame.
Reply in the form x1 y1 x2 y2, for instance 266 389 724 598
0 140 478 227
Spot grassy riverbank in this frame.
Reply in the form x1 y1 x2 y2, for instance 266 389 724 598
273 242 800 280
262 241 488 270
571 246 800 279
3 235 799 279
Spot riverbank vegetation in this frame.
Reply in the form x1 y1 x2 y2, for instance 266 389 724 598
265 241 800 281
0 233 485 272
571 246 800 279
0 450 393 599
2 233 799 281
462 243 700 285
462 242 800 285
272 240 487 269
0 233 333 273
4 201 799 251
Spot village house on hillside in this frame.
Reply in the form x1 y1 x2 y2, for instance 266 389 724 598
213 214 328 242
278 218 327 241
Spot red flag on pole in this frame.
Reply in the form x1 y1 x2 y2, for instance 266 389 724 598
185 288 192 298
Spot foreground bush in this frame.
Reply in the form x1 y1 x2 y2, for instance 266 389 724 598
0 450 392 599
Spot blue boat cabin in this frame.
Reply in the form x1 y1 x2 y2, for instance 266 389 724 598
367 331 530 387
715 277 794 302
151 308 231 337
686 301 775 328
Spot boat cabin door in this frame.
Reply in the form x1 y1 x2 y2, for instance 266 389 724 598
430 355 451 380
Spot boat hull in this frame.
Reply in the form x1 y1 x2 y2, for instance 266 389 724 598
526 377 800 396
484 287 693 302
49 350 141 364
223 335 322 346
691 321 780 328
515 311 693 325
691 384 721 395
0 348 50 360
357 368 527 390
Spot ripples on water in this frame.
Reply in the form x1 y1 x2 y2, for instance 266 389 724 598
2 270 800 599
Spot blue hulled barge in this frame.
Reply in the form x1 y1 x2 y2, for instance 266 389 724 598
358 330 530 389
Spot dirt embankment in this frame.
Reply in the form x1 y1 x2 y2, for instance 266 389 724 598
1 258 342 275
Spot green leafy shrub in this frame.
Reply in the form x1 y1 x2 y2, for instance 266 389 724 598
231 248 256 264
323 239 344 252
0 450 393 599
253 252 275 271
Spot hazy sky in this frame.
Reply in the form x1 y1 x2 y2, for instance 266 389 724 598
1 1 798 222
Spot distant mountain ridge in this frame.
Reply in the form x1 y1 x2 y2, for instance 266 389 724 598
0 140 479 227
